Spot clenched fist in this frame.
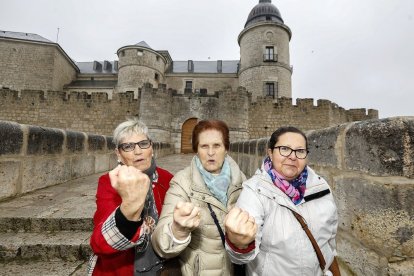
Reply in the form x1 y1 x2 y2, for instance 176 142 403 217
171 202 201 240
109 165 150 221
224 207 257 249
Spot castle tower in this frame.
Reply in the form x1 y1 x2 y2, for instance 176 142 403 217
116 41 171 95
238 0 292 101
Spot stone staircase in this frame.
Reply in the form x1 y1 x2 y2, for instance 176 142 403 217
0 154 194 275
0 173 100 275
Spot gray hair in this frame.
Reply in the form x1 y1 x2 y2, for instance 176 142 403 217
112 117 150 146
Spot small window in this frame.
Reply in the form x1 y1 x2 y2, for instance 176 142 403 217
121 50 125 57
265 82 276 98
137 50 143 56
156 56 160 61
264 46 275 61
155 73 159 80
185 81 193 89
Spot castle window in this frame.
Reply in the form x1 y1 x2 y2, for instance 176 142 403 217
121 50 125 57
155 73 159 80
156 56 160 61
137 50 143 56
264 82 277 98
264 46 277 61
185 81 193 93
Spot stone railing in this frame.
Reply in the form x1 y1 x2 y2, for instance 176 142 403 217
229 117 414 276
0 120 174 201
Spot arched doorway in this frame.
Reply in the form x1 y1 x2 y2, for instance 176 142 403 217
181 118 198 153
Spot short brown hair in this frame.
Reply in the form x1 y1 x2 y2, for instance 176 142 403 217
192 120 230 152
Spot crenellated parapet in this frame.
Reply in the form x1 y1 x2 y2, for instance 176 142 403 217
249 97 378 138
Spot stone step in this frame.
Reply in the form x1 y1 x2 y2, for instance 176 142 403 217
0 231 91 262
0 260 88 276
0 217 93 233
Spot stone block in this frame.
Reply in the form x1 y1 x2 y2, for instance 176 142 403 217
0 161 20 199
22 158 71 193
307 125 342 168
88 134 105 151
71 155 95 178
344 118 410 177
337 231 388 275
94 154 111 173
0 121 23 155
66 131 85 153
334 175 414 258
106 136 115 150
27 126 64 155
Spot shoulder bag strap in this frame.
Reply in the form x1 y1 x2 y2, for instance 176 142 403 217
290 209 327 271
207 203 225 246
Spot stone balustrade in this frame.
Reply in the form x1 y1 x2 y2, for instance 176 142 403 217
229 117 414 276
0 120 174 201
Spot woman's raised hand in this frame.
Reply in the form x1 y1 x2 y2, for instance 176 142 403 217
109 165 150 221
224 206 257 249
171 202 201 240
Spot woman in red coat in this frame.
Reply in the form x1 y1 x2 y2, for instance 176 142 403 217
88 117 173 275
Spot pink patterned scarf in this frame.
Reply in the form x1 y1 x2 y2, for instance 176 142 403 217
263 156 308 205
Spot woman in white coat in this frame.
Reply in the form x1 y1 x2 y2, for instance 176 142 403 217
224 126 340 276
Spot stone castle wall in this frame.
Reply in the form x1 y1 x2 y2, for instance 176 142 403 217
248 97 378 139
0 86 378 151
0 40 76 92
0 88 138 136
0 120 174 200
229 117 414 275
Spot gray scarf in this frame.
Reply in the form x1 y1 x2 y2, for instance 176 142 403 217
134 158 165 275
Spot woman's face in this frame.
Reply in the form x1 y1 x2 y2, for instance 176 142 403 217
197 129 227 174
267 132 307 181
116 132 153 171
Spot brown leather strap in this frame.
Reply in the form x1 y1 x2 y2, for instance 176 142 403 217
290 209 326 270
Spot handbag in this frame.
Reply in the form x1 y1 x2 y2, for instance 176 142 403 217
207 203 246 276
289 209 341 276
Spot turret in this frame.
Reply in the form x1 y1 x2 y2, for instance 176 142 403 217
238 0 292 101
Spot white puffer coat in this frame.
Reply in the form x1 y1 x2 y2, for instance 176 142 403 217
226 165 338 276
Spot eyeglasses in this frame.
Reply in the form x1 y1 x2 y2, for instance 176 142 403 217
274 146 308 159
118 139 152 152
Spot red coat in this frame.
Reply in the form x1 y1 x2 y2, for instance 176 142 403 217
89 167 173 276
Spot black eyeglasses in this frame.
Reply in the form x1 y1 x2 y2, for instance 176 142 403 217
274 146 309 159
118 139 152 152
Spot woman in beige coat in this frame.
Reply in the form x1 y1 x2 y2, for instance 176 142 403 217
152 119 246 276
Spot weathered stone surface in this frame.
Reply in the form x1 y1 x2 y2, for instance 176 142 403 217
0 161 20 199
21 158 71 193
66 130 85 153
71 155 95 178
0 121 23 155
307 125 343 168
27 126 64 155
334 175 414 258
88 134 105 151
344 118 408 176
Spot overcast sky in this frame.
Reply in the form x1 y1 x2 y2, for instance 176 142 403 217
1 0 413 119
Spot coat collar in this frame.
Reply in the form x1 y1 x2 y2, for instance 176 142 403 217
190 155 244 211
252 165 327 212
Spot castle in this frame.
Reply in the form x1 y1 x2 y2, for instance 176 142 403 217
0 0 377 153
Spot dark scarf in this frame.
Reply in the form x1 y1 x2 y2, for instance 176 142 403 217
134 157 165 275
